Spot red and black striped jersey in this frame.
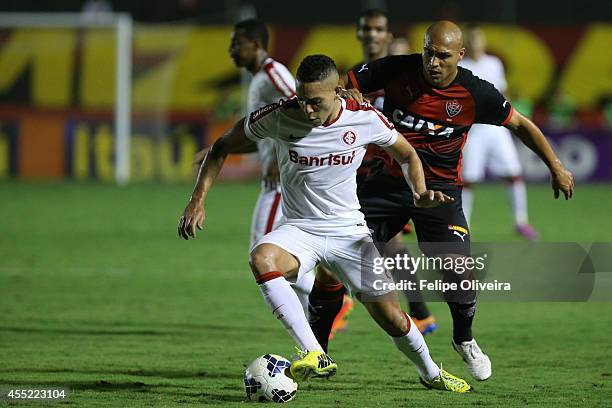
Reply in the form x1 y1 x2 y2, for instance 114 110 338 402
348 53 514 187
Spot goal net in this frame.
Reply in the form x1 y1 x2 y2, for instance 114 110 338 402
0 13 255 184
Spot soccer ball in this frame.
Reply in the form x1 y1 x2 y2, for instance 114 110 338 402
243 354 298 403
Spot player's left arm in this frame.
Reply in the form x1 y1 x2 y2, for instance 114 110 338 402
504 110 574 200
473 76 574 200
384 131 454 208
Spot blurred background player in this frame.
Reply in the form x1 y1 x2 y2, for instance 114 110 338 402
389 36 411 56
193 19 314 312
459 25 539 240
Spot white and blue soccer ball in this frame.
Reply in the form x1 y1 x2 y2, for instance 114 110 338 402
243 354 298 403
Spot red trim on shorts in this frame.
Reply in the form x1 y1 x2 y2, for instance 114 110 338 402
265 192 282 233
314 279 345 292
347 70 360 91
256 271 284 285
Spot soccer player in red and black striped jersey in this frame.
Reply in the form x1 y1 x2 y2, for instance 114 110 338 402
308 9 438 349
312 20 574 381
351 9 438 334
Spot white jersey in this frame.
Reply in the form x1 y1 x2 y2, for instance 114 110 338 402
247 57 296 171
459 54 507 93
244 97 398 235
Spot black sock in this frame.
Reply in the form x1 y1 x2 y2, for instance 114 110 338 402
448 301 476 344
384 244 431 320
308 280 345 353
408 302 431 320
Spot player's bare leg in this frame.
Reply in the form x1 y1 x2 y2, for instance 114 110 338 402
360 293 471 393
249 244 337 380
385 232 437 334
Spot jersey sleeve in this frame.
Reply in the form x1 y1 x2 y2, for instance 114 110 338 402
472 77 514 126
347 55 411 94
368 106 398 147
263 62 296 99
244 102 282 142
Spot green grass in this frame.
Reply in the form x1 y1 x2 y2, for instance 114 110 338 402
1 182 611 407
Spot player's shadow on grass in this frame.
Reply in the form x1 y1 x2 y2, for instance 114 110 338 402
0 377 245 403
0 379 152 392
0 367 237 380
1 320 278 335
0 326 177 336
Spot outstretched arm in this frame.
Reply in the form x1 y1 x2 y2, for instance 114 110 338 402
504 110 574 199
178 117 251 239
384 131 454 208
192 139 257 173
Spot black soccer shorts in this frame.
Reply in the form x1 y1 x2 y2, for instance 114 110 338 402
357 176 470 257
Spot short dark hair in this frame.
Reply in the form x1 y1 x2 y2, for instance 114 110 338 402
234 19 269 50
296 55 337 83
358 8 390 28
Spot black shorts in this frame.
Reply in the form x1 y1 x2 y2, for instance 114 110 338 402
357 176 470 256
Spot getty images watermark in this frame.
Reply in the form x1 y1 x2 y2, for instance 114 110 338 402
360 242 612 302
371 252 512 293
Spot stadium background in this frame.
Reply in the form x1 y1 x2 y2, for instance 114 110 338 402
0 0 611 182
1 1 611 407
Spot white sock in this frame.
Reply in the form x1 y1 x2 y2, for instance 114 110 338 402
290 271 315 317
462 187 474 227
391 314 440 381
507 180 528 225
258 274 323 352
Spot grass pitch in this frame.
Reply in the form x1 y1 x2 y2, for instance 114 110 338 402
1 181 611 407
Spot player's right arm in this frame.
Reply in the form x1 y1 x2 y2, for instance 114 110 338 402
192 140 258 174
179 102 282 239
384 131 454 208
178 117 252 240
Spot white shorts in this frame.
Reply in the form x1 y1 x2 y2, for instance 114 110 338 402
253 224 393 297
250 184 283 247
462 124 523 182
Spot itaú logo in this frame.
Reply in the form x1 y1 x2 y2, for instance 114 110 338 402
288 149 356 166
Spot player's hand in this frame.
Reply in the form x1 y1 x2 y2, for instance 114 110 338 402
340 88 364 104
551 167 574 200
192 147 210 175
413 190 454 208
263 160 280 190
178 198 205 240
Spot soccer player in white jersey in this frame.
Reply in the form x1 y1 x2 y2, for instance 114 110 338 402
193 19 315 311
178 55 472 393
227 19 296 246
459 25 539 240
